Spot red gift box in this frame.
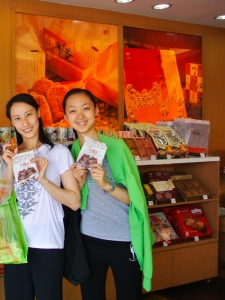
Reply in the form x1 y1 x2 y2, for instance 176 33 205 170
172 205 212 239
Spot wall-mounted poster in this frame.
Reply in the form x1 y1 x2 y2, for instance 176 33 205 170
124 48 187 124
123 27 202 121
15 13 119 130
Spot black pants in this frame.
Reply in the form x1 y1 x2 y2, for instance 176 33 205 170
4 248 64 300
80 235 142 300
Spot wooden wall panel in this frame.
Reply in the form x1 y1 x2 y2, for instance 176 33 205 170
1 0 225 165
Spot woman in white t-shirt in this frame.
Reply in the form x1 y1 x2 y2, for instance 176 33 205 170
2 93 81 300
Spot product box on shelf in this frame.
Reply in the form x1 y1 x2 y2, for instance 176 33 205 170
123 137 158 160
163 207 178 231
170 173 193 180
124 122 150 138
67 128 76 141
0 127 11 143
145 128 176 159
57 127 67 142
171 205 213 239
118 131 134 138
145 170 180 203
142 183 154 198
172 178 213 201
173 118 210 154
149 181 180 204
44 127 57 142
145 170 170 182
159 126 189 158
124 122 190 159
149 211 179 243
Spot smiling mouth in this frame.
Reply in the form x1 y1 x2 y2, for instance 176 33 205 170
23 128 32 133
76 121 87 125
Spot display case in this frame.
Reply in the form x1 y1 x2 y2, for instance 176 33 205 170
137 156 219 291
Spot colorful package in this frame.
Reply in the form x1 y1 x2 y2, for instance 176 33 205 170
76 137 107 169
12 150 39 186
172 205 212 239
174 118 210 154
149 212 179 243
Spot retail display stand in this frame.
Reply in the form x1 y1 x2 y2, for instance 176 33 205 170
137 156 219 291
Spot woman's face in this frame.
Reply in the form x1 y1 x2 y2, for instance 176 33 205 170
64 93 99 135
10 102 40 140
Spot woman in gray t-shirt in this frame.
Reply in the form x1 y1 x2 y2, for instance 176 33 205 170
63 88 153 300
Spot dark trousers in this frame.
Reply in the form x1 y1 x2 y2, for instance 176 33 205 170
80 234 142 300
4 248 64 300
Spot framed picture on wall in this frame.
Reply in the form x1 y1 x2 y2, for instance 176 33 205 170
123 26 202 123
14 12 119 131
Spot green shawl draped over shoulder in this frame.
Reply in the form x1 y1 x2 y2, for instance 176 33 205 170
71 133 154 291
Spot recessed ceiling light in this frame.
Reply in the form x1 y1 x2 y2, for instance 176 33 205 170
115 0 134 3
216 15 225 20
152 4 171 10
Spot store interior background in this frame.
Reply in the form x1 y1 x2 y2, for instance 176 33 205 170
1 0 225 168
1 1 225 299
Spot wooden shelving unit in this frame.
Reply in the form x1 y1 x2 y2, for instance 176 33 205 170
137 156 220 291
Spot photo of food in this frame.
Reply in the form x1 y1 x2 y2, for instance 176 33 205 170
15 13 119 131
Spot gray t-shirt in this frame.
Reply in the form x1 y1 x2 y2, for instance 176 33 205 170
80 157 131 241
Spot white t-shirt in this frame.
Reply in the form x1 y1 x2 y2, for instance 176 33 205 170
14 143 74 249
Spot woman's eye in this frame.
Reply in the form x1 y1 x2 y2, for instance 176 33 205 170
84 107 90 110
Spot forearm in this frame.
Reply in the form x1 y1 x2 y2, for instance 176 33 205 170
6 165 14 186
39 178 81 210
79 182 84 191
104 183 130 205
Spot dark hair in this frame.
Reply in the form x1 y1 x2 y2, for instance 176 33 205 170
62 88 96 113
6 93 54 148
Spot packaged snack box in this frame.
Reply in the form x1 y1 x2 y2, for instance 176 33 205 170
12 150 39 186
149 212 179 243
174 118 210 154
123 137 157 160
0 128 11 143
172 178 212 201
172 205 212 239
76 137 107 170
145 170 180 203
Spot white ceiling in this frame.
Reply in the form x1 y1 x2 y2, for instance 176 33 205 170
40 0 225 29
